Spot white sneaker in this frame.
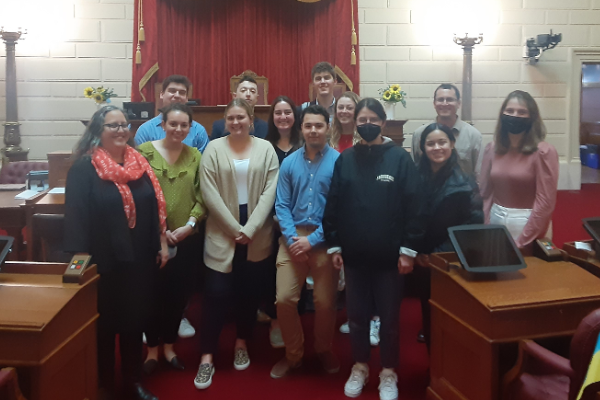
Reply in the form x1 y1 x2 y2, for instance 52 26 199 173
270 327 285 348
257 310 272 324
179 318 195 338
378 370 398 400
370 319 381 346
340 321 350 334
344 364 369 398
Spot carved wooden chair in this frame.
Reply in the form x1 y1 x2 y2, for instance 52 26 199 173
229 70 269 105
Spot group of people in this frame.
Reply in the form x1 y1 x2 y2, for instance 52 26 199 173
63 61 559 400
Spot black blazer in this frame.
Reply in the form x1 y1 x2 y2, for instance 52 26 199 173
63 156 161 273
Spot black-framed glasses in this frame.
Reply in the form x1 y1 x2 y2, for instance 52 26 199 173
103 123 129 131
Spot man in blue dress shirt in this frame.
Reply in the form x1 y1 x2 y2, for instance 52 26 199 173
210 75 268 139
135 75 209 153
270 105 340 379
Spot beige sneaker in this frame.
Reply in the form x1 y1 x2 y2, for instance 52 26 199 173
270 357 302 379
318 351 340 374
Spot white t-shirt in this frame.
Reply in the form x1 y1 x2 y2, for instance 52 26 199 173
233 159 250 205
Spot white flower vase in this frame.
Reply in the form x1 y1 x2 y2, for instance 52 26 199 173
384 102 396 120
96 102 107 111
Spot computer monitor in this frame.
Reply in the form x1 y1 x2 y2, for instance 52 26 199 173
448 224 527 273
0 236 14 270
123 102 155 120
582 217 600 246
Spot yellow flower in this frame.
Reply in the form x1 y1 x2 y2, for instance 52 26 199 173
97 87 107 93
390 84 401 93
93 93 105 104
383 90 392 101
84 87 94 98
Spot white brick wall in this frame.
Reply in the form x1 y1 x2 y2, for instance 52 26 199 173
0 0 132 160
0 0 598 173
358 0 600 189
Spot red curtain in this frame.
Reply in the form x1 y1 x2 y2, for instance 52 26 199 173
131 0 359 106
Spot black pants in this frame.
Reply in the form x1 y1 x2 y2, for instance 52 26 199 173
413 265 431 350
97 262 154 389
199 205 272 355
145 234 199 347
345 266 404 369
262 232 280 320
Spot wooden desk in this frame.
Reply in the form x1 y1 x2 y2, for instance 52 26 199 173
0 190 26 260
190 105 271 137
428 253 600 400
47 151 73 188
24 192 65 261
562 240 600 278
383 120 407 146
0 261 98 400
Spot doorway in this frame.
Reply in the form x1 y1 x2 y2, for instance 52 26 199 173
580 63 600 184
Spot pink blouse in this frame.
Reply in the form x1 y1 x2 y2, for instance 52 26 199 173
480 141 559 248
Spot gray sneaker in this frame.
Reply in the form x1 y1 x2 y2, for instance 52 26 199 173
233 348 250 370
194 363 214 390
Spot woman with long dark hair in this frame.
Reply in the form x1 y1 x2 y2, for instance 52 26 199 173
265 95 302 164
414 122 483 347
65 105 168 400
263 95 302 348
480 90 559 254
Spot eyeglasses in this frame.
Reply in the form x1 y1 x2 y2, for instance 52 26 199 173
434 97 458 104
103 123 130 131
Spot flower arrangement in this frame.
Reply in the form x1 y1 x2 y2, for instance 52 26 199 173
84 86 118 104
378 84 407 108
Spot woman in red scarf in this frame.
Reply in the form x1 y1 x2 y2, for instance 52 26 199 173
64 106 168 400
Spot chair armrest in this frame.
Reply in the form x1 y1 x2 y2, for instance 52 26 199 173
502 340 573 400
519 340 573 376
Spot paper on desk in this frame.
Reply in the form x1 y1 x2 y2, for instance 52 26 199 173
48 187 65 194
575 241 593 251
15 190 39 200
0 183 26 191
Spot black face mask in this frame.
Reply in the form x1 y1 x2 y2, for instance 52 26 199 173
357 123 381 143
501 114 532 135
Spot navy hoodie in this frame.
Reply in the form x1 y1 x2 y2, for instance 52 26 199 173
323 141 426 269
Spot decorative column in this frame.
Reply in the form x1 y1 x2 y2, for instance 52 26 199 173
453 33 483 125
1 28 29 162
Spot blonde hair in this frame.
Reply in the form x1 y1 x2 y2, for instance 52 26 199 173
329 91 361 149
224 98 254 120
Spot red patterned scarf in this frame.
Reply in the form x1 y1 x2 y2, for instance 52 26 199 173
91 145 167 234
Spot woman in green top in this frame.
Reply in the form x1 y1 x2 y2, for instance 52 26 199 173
138 103 205 373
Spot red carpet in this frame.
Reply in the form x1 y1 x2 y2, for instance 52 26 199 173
2 185 596 399
142 296 429 400
552 184 600 247
139 184 600 400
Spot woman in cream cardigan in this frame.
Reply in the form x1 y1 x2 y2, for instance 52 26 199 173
194 98 279 390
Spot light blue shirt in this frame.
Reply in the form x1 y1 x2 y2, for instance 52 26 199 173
275 144 339 248
134 114 209 153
